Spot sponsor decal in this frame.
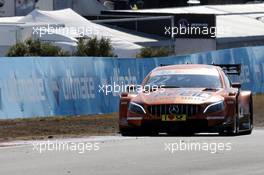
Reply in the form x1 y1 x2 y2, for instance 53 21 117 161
153 68 219 76
147 89 212 101
162 114 187 121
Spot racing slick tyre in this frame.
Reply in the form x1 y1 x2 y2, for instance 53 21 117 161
241 98 253 135
219 114 239 136
232 114 240 136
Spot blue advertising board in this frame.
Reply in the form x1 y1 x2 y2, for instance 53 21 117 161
0 45 263 119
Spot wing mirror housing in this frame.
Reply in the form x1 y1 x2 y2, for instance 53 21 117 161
121 85 138 97
121 92 128 97
232 82 241 89
126 85 137 94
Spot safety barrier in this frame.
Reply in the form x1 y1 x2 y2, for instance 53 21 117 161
0 45 263 118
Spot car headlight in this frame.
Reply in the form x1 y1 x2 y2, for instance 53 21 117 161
128 102 146 114
203 101 225 114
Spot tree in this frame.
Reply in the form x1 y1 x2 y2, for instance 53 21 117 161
6 42 28 57
74 37 115 57
6 37 116 57
6 38 70 57
136 47 173 58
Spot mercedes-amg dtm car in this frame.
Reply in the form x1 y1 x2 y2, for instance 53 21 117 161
119 64 253 136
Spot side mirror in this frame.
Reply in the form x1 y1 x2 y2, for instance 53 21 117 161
121 92 128 97
232 82 241 89
126 85 137 94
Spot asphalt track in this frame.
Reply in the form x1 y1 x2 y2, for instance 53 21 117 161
0 129 264 175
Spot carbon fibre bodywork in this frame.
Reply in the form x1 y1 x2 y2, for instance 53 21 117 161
119 64 253 136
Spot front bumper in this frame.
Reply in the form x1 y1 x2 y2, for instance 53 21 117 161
120 112 232 133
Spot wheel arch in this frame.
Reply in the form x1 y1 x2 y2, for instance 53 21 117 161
238 91 252 112
237 91 253 125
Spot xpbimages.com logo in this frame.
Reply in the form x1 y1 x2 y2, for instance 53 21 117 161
164 140 232 154
164 25 232 38
98 82 165 95
32 24 100 38
32 140 100 154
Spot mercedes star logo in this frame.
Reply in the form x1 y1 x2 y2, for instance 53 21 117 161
169 105 180 115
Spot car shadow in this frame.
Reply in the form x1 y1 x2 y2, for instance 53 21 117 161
124 133 246 137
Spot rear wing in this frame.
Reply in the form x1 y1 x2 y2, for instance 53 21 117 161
213 64 241 75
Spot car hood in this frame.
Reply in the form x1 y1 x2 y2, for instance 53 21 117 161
133 88 225 105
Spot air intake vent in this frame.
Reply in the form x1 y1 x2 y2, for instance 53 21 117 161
147 104 201 117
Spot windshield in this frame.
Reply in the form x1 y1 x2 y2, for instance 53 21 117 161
145 74 222 88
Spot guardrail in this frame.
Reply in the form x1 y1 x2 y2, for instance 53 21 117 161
0 45 263 118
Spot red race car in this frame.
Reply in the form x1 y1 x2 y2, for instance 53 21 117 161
119 64 253 136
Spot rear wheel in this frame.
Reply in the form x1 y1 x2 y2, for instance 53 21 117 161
241 98 253 135
241 118 252 135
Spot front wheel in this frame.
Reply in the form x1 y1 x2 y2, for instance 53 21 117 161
220 114 239 136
